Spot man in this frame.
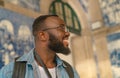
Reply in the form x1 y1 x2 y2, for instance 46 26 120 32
0 15 80 78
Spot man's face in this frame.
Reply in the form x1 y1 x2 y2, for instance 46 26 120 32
48 32 71 55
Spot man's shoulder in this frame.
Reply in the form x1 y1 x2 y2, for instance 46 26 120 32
60 60 80 78
0 61 14 77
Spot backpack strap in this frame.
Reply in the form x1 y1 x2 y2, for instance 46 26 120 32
12 57 27 78
63 60 74 78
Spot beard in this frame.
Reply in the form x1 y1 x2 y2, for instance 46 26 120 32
48 33 71 55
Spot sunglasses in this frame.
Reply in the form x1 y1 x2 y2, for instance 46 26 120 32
42 25 69 32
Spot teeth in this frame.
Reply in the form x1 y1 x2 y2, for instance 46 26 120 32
63 40 69 46
63 40 68 42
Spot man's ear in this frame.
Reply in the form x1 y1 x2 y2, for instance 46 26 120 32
38 31 48 41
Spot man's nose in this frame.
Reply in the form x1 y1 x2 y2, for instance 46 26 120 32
65 31 70 37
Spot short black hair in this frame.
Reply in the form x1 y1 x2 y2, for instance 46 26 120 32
32 15 58 36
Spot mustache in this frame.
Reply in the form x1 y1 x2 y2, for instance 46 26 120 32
62 35 69 40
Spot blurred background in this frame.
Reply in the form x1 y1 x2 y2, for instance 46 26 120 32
0 0 120 78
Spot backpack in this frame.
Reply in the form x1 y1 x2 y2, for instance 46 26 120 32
12 58 74 78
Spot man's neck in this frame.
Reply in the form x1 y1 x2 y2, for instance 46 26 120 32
34 48 56 68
